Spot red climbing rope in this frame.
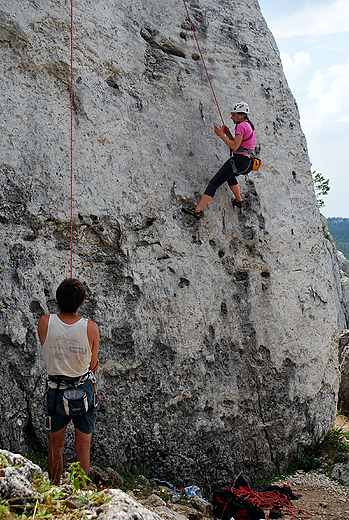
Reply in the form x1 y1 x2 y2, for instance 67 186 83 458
69 0 74 277
283 508 313 519
181 0 224 125
231 488 312 520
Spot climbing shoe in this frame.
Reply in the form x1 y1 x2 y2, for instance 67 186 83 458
231 199 242 209
182 207 203 219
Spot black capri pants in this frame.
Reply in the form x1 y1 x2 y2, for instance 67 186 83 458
204 154 252 198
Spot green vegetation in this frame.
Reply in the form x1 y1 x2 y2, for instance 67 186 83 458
118 469 154 493
312 169 330 209
296 453 321 472
327 218 349 260
261 425 349 486
25 451 48 471
292 426 349 479
0 499 15 520
0 468 114 520
68 461 91 492
321 427 349 455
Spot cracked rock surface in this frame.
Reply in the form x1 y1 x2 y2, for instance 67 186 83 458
0 449 42 500
0 0 346 484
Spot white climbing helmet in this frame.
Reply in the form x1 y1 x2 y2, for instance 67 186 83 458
231 101 249 114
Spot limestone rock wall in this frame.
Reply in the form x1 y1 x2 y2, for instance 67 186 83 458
0 0 341 484
321 216 348 331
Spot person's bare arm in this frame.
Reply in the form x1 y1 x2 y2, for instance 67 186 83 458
214 124 243 151
87 320 99 373
38 315 50 346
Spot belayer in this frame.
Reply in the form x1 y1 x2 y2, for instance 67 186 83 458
38 278 100 485
182 101 256 218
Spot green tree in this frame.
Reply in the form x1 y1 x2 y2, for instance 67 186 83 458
312 169 330 208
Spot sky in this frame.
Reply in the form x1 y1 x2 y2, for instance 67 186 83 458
258 0 349 218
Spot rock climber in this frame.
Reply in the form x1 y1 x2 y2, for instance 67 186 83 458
182 101 256 218
38 278 99 485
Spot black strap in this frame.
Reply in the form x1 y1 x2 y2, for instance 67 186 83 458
53 381 60 415
48 372 89 385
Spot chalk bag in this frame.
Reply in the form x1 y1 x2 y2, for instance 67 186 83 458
62 388 88 416
252 158 261 171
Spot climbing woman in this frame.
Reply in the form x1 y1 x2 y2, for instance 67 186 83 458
182 101 256 218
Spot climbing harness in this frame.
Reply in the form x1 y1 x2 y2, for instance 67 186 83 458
69 0 74 277
181 0 224 125
44 370 99 429
235 147 261 172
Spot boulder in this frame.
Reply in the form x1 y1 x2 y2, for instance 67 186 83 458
0 450 42 500
338 330 349 413
0 0 342 484
89 465 123 486
99 490 163 520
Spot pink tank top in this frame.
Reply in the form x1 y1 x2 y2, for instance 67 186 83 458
234 121 256 154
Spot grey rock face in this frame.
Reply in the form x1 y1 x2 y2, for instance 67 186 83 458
331 462 349 486
335 249 349 329
342 278 349 328
99 490 163 520
337 251 349 278
0 450 42 499
189 496 212 515
0 0 341 484
143 494 167 508
338 331 349 414
89 465 123 486
321 216 347 330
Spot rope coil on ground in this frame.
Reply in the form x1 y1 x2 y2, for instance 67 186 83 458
230 488 312 520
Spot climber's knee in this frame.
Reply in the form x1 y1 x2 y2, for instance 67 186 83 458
203 181 219 198
228 177 238 187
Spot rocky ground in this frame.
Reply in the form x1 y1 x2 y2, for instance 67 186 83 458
2 460 349 520
275 470 349 519
270 414 349 519
123 471 349 520
4 416 349 520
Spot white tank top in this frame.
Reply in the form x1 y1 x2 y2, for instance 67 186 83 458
42 314 91 377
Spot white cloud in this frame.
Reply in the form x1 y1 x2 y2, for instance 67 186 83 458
270 0 349 38
300 58 349 133
280 51 311 80
306 70 325 102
